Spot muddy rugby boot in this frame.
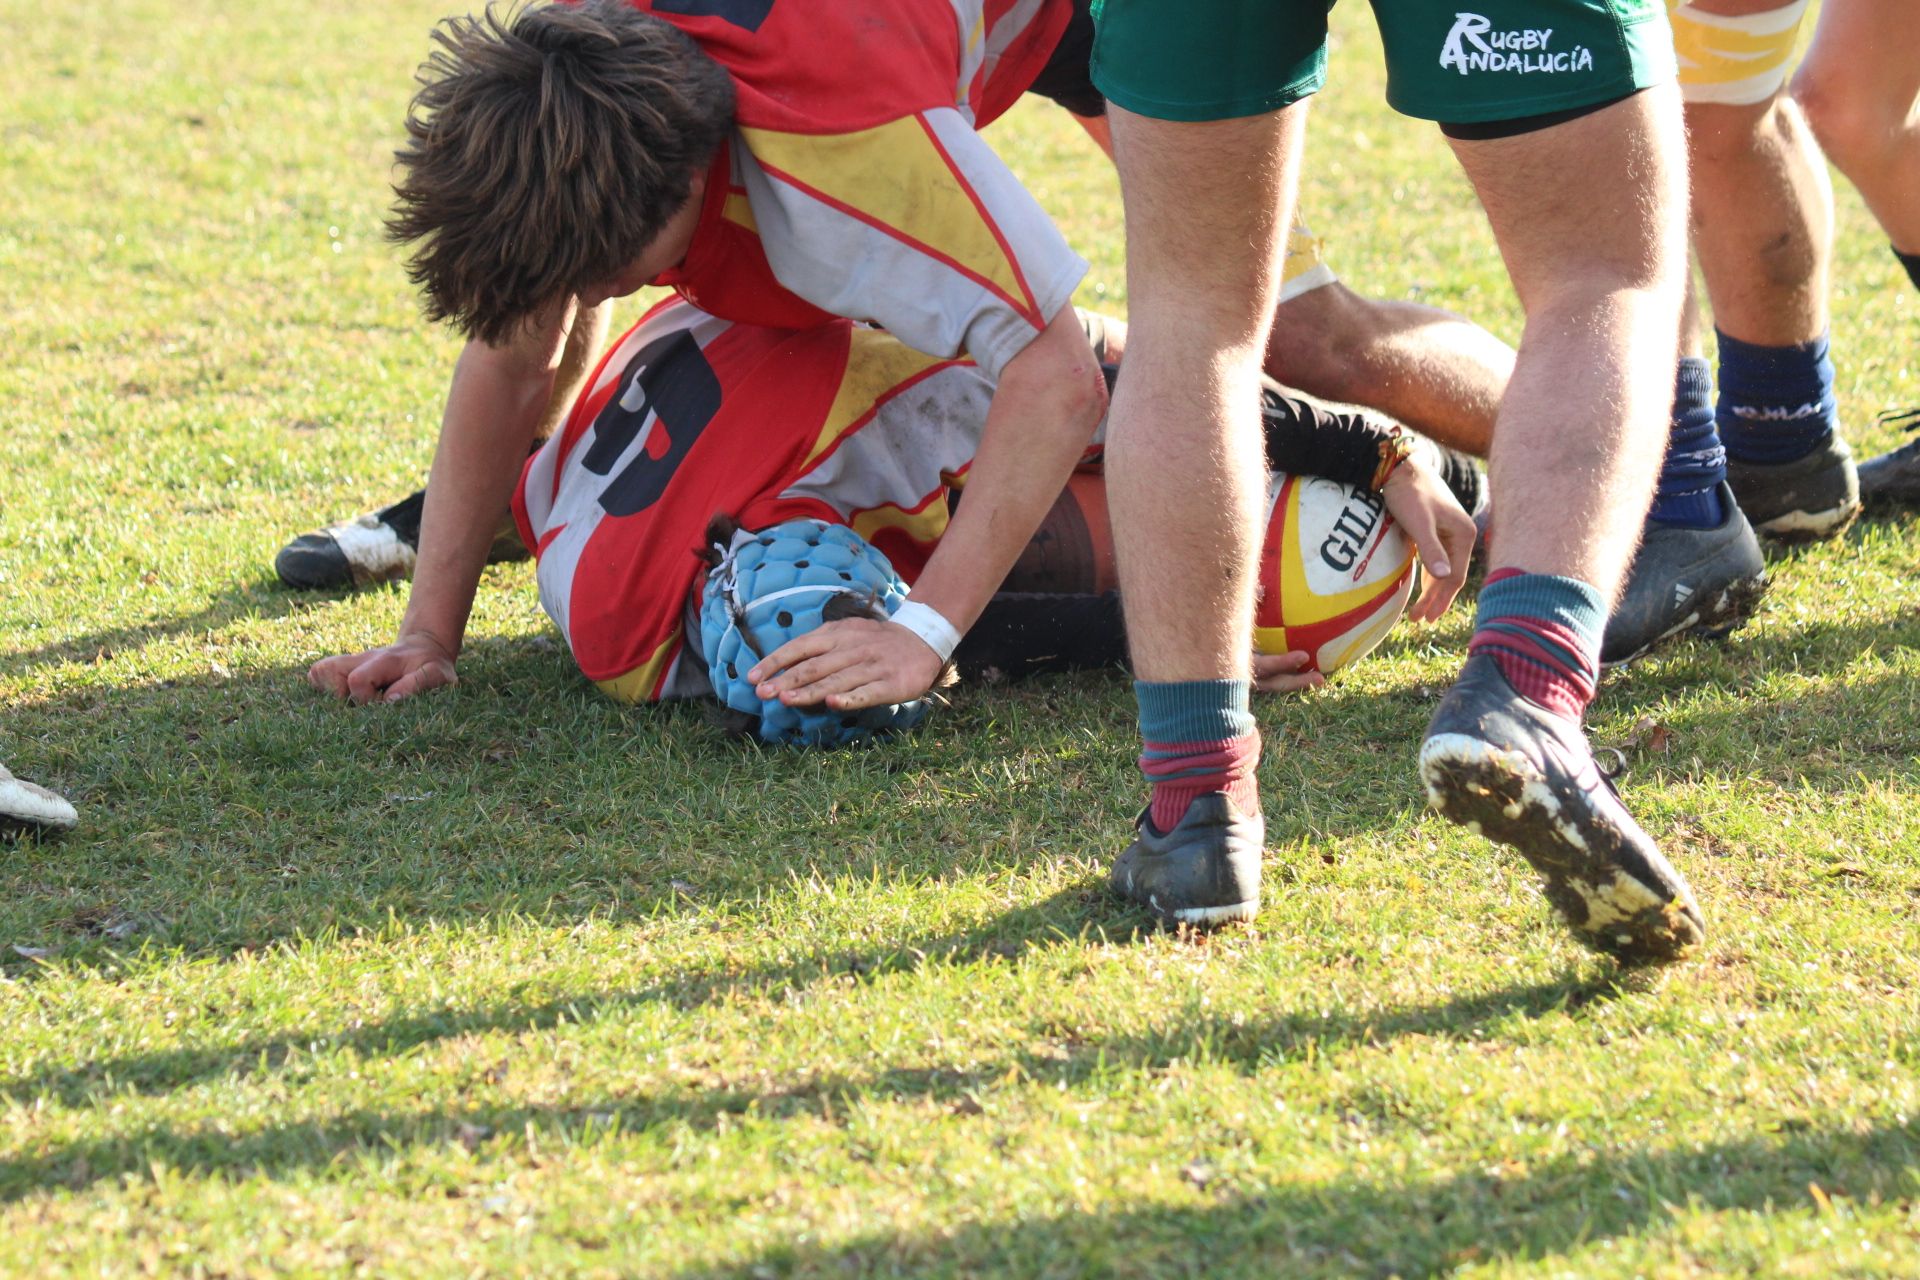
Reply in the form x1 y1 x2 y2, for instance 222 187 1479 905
275 489 529 590
1109 793 1263 927
1418 654 1705 966
1725 433 1860 542
1602 485 1768 667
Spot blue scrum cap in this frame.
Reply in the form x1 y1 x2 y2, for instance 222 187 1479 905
698 518 930 747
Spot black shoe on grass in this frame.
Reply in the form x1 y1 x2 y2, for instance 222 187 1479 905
1725 433 1860 542
0 765 77 837
1857 410 1920 508
1602 485 1768 667
275 490 530 590
1418 654 1705 966
1109 794 1263 927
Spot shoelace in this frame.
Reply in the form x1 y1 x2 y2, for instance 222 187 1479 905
1594 745 1630 796
1877 407 1920 434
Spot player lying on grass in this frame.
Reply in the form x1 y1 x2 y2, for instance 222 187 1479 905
0 763 77 838
308 301 1482 734
275 0 1513 600
278 1 1770 677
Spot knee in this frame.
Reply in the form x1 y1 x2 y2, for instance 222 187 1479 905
1793 61 1890 170
1684 97 1779 166
1265 285 1374 397
1529 250 1687 323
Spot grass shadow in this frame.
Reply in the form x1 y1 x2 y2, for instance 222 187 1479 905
0 575 332 679
0 946 1628 1208
679 1117 1920 1278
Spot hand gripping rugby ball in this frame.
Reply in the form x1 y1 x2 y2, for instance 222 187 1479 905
699 518 930 747
1253 473 1417 674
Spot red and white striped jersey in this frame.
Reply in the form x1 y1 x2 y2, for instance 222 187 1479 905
514 296 1106 703
632 0 1087 379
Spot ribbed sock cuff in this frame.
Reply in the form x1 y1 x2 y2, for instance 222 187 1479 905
1468 569 1604 721
1651 357 1727 530
1140 733 1261 831
1135 679 1254 750
1474 570 1606 649
1136 680 1259 830
1715 328 1838 464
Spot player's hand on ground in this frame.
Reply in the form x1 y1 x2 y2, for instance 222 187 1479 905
749 618 945 711
308 632 459 705
1252 649 1327 694
1383 460 1476 624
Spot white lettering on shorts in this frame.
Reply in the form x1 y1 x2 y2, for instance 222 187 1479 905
1440 12 1595 76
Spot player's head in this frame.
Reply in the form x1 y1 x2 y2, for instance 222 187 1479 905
698 517 930 748
388 1 735 345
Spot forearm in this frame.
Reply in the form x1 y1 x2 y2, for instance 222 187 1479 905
910 310 1107 632
399 339 564 653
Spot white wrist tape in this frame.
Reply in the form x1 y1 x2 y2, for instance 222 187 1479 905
890 600 961 663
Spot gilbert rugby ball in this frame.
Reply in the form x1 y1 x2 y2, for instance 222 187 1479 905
1253 473 1416 674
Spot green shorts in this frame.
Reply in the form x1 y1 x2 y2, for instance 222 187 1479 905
1089 0 1677 125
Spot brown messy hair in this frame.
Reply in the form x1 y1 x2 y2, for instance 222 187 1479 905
388 1 735 345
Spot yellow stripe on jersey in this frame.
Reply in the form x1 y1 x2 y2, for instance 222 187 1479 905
740 118 1034 317
802 327 951 468
1668 0 1809 105
595 631 681 705
722 191 757 233
851 496 951 551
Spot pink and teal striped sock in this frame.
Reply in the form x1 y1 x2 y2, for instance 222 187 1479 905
1136 679 1261 832
1467 569 1606 723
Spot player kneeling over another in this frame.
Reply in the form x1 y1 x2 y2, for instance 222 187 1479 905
310 301 1481 748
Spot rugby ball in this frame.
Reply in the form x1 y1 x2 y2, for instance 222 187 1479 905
1253 473 1416 674
998 468 1116 595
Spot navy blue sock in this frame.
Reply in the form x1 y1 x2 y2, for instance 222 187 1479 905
1648 357 1727 530
1715 328 1838 465
1897 246 1920 293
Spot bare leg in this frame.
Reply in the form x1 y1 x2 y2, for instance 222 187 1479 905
1450 87 1691 598
1105 104 1302 681
1263 283 1510 455
1071 107 1511 456
1794 0 1920 253
1419 87 1705 966
1681 271 1709 359
1684 7 1833 347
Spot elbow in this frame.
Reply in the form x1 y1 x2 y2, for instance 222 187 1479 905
1005 314 1109 445
1065 344 1110 439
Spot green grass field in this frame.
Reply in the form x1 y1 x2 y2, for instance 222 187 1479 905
4 2 1918 1275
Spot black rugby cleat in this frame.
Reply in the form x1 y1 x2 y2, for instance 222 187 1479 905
1857 409 1920 508
1602 484 1768 667
1725 433 1860 542
1418 654 1705 966
1109 794 1263 927
275 490 530 590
